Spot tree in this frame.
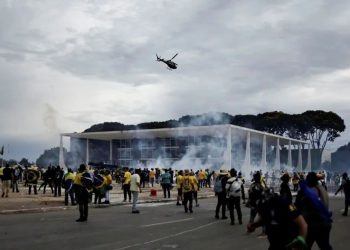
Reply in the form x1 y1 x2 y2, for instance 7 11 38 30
301 110 345 154
36 147 68 168
255 111 290 135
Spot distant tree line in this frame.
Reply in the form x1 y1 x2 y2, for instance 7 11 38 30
4 110 344 170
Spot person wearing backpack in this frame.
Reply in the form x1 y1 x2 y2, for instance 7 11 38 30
181 169 195 213
335 172 350 216
226 168 242 225
214 170 228 219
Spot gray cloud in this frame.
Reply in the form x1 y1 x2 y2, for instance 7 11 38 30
1 0 350 161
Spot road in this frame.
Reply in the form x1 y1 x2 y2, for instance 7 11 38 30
0 196 349 250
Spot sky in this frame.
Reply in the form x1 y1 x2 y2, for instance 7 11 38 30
1 0 350 162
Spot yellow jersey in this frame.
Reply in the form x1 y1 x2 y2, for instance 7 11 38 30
176 175 183 189
74 172 84 186
123 171 131 185
190 176 198 191
182 175 194 193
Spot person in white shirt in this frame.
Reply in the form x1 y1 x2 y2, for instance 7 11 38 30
130 168 141 213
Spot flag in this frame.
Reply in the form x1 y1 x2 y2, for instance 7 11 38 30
0 145 3 155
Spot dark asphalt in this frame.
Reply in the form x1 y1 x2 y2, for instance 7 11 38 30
0 196 349 250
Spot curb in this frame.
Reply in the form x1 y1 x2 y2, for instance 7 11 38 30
0 194 215 215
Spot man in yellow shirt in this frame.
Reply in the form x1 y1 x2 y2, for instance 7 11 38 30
176 170 183 206
149 168 156 187
122 167 132 202
190 172 199 207
181 169 195 213
63 168 76 206
104 169 113 204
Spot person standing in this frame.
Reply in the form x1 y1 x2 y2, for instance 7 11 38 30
335 172 350 216
130 168 141 214
214 170 228 219
237 172 246 204
74 164 91 222
160 169 172 198
122 167 132 202
63 168 76 206
1 164 12 198
181 169 195 213
27 165 40 195
176 170 183 206
226 168 242 225
190 171 199 207
12 166 20 193
54 166 64 197
149 168 155 187
104 169 113 204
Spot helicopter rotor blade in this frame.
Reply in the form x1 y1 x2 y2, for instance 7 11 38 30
170 53 178 60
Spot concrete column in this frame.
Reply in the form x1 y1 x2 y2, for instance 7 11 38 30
225 126 232 169
110 140 113 164
306 145 312 172
297 143 302 171
86 138 89 165
287 140 292 167
260 134 267 170
274 138 280 171
243 131 251 171
59 135 67 170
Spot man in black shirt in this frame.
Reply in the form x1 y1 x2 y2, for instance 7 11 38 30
2 164 12 198
247 189 307 250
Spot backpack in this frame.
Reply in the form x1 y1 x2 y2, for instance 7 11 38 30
183 176 191 192
226 178 241 197
214 178 223 193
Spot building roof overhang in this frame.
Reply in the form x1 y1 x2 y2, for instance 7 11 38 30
61 124 308 146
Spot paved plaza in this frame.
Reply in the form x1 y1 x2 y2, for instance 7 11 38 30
0 186 349 250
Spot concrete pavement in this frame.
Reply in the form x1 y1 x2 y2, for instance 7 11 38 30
0 182 215 214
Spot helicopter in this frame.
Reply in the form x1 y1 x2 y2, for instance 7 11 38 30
156 53 178 70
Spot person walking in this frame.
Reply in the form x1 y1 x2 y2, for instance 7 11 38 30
181 169 195 213
295 172 333 250
130 168 141 214
190 171 199 207
335 172 350 216
38 167 54 194
247 189 308 250
214 170 228 219
226 168 242 225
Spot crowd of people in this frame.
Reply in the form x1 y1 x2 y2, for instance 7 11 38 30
1 163 350 249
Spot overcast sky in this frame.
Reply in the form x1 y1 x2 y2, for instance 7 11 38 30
1 0 350 162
